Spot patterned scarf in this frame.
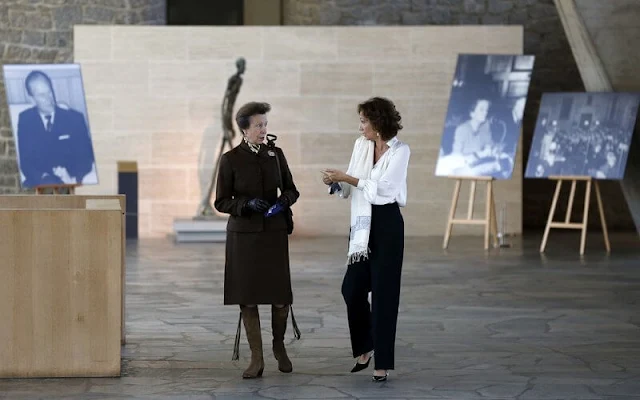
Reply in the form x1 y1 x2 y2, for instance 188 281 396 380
244 136 261 154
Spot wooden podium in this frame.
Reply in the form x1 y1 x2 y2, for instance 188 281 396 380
0 199 122 377
0 195 127 346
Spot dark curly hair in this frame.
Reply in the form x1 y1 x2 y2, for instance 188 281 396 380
357 97 403 141
235 101 271 130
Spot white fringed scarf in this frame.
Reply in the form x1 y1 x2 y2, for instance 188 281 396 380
339 136 375 266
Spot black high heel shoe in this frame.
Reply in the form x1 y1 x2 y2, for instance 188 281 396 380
372 371 388 382
350 352 373 373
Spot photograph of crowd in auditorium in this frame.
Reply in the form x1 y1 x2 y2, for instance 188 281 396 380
435 53 535 180
525 92 640 180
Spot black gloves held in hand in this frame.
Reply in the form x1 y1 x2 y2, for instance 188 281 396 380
329 182 342 195
265 195 290 216
246 198 270 213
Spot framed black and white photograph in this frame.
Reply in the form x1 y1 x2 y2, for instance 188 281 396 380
435 53 535 180
2 63 98 189
525 92 640 180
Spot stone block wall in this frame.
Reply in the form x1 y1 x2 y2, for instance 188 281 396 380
0 0 165 193
74 25 524 238
1 0 633 231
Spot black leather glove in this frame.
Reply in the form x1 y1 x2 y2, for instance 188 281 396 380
246 198 270 213
276 195 290 208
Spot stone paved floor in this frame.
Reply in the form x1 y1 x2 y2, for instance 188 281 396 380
2 233 640 399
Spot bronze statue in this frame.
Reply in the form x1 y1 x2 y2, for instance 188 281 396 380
196 57 245 218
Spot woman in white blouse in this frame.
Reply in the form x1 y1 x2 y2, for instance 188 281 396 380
322 97 411 382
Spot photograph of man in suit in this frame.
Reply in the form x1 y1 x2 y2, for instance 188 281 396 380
504 96 526 136
16 70 96 188
493 96 526 177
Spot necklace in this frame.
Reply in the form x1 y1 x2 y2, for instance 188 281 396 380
375 145 388 156
374 146 388 163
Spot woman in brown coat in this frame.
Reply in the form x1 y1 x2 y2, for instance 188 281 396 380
214 101 300 379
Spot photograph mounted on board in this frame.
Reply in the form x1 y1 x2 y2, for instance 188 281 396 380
435 53 535 180
525 92 640 180
2 63 98 189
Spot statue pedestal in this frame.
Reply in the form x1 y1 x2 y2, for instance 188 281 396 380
172 216 227 243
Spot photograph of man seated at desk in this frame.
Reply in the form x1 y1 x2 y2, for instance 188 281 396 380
525 92 640 181
435 53 534 180
3 64 98 189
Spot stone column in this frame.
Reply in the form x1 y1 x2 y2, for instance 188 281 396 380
553 0 611 90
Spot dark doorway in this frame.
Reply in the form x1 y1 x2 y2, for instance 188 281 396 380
167 0 243 25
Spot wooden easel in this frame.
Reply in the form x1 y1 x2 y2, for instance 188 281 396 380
35 184 78 195
540 176 610 255
443 176 498 250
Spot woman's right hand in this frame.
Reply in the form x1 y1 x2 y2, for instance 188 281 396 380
321 173 332 185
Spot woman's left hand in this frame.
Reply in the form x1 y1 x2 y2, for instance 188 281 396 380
322 168 347 183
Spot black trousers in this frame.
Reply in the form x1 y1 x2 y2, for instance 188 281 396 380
341 202 404 370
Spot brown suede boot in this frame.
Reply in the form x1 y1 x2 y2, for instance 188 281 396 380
271 305 293 373
240 306 264 379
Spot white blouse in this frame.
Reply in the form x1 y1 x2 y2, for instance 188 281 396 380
341 136 411 206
